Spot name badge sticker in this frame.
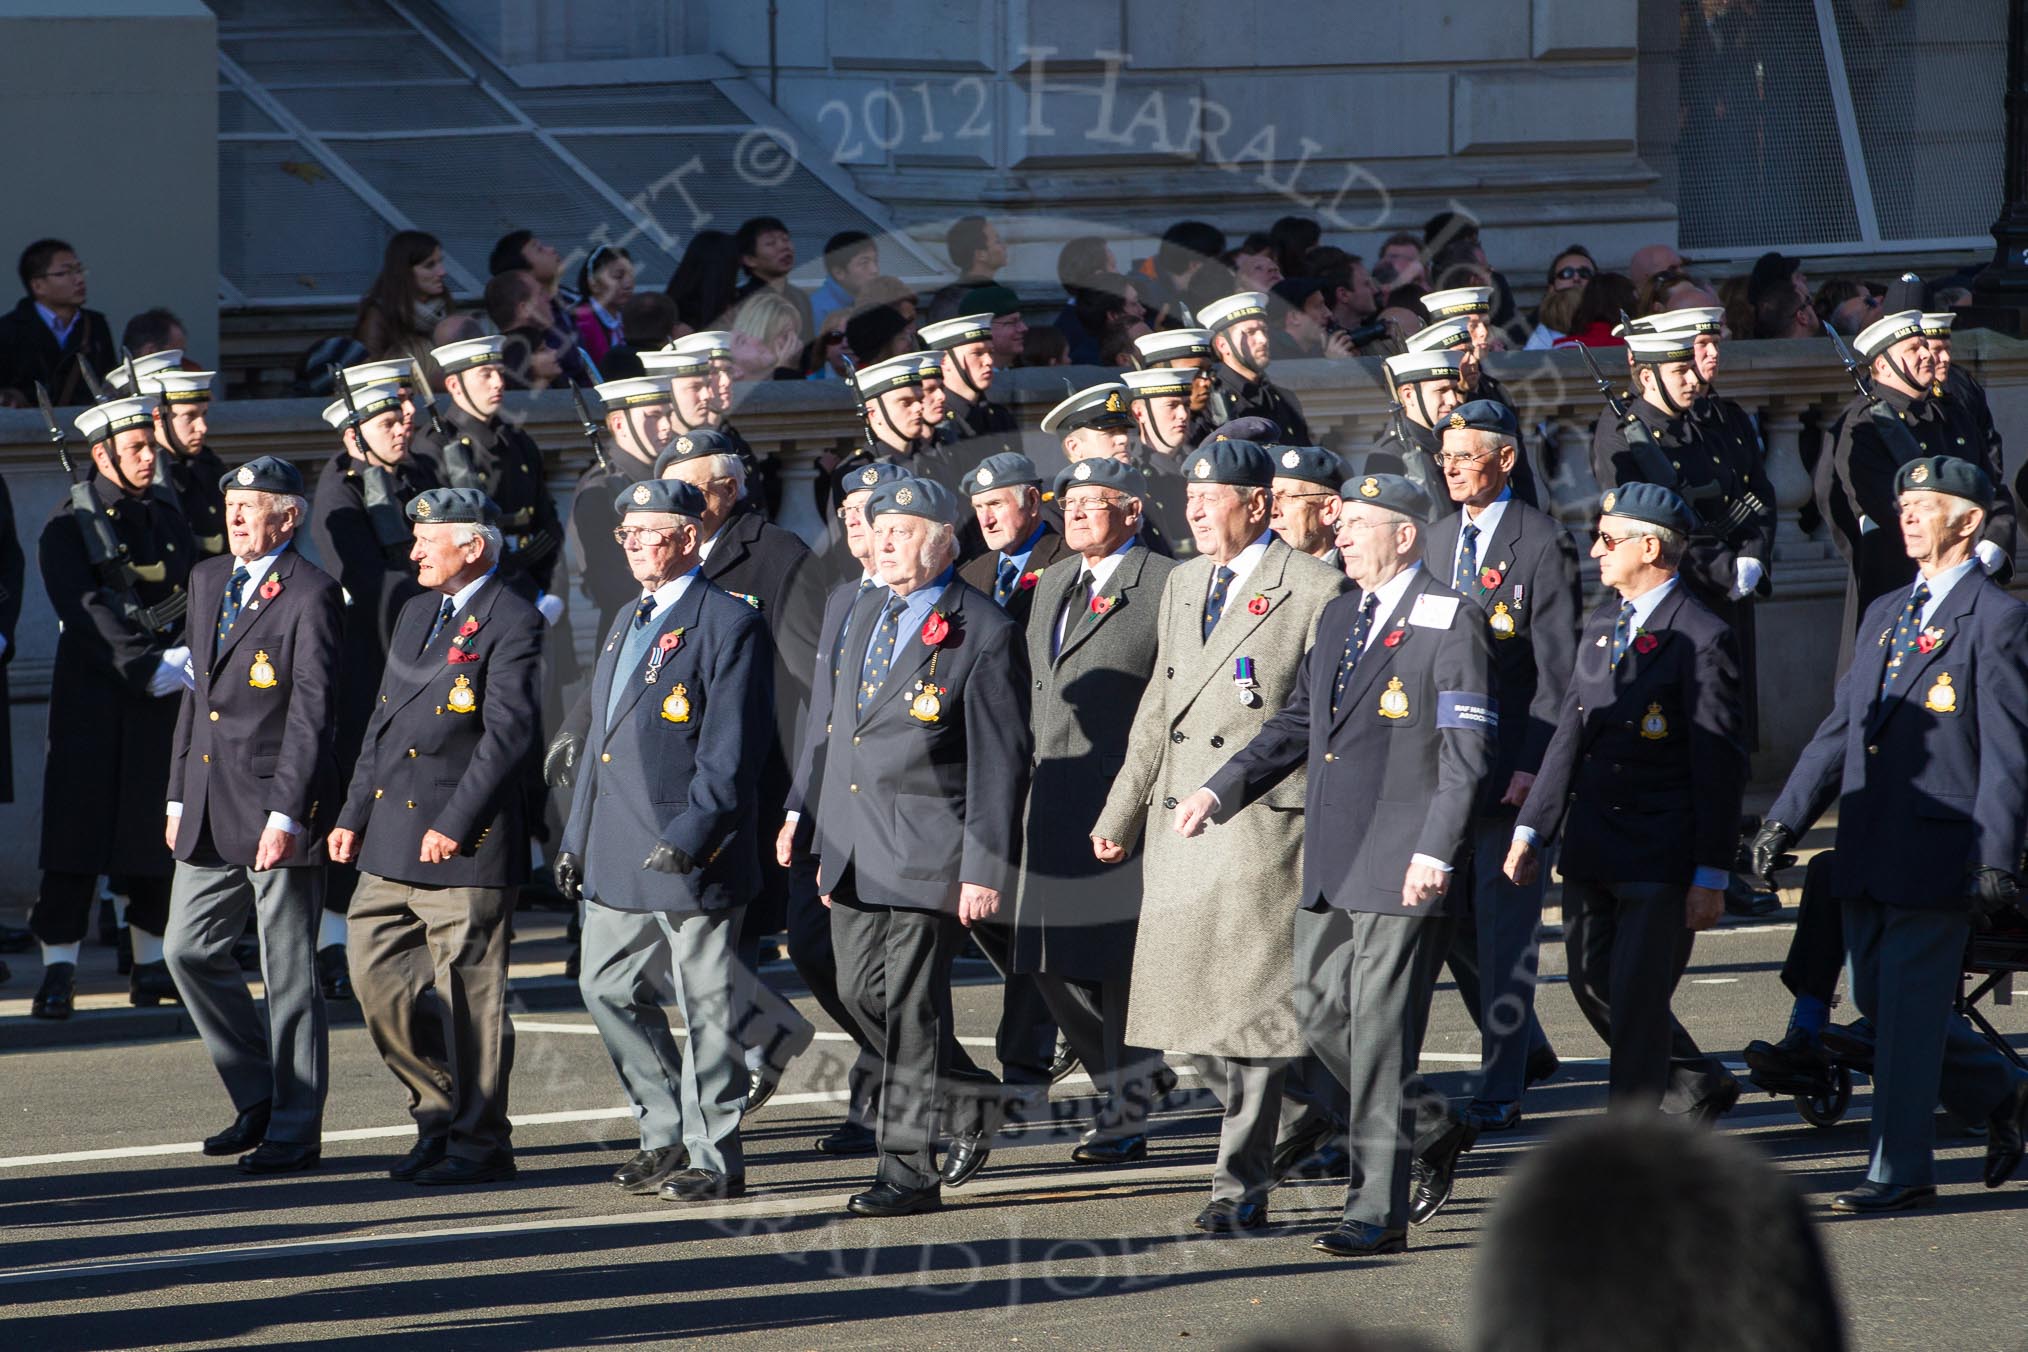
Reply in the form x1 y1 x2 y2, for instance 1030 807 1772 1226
1408 594 1460 629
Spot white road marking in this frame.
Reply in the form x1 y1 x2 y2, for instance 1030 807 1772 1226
510 1020 998 1048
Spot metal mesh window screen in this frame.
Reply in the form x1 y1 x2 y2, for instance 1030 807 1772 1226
220 89 282 135
275 83 515 134
220 140 396 299
211 0 393 30
221 33 462 84
508 87 749 128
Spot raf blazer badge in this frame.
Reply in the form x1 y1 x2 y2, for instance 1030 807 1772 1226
248 650 278 689
1378 676 1410 720
661 683 691 723
1924 672 1958 714
447 674 477 714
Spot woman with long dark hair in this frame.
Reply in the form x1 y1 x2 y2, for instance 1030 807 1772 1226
666 229 743 334
352 230 448 366
571 243 635 364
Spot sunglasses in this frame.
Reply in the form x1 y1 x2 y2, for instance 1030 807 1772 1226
1555 265 1596 281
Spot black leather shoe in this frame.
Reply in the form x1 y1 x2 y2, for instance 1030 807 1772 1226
1819 1020 1877 1074
1461 1100 1521 1133
239 1141 321 1175
1831 1181 1935 1213
203 1102 273 1157
1048 1035 1081 1083
1313 1222 1406 1257
1150 1065 1180 1099
414 1152 517 1185
1410 1117 1479 1227
129 959 179 1007
315 945 353 1002
745 1067 783 1117
815 1120 879 1155
1525 1046 1560 1087
847 1180 941 1217
31 962 76 1020
1745 1028 1834 1096
1192 1198 1268 1233
658 1169 745 1202
1686 1077 1742 1126
389 1136 449 1181
1270 1118 1332 1183
1724 874 1781 917
0 921 33 953
1281 1141 1351 1181
1071 1134 1148 1165
1984 1083 2028 1188
940 1129 992 1186
612 1145 688 1194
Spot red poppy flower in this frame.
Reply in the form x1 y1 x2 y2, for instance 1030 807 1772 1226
1479 567 1503 590
259 577 282 600
1089 595 1113 615
1383 628 1405 648
446 647 479 665
457 617 479 638
921 611 950 646
1247 595 1270 616
658 629 683 653
1915 628 1944 654
1018 571 1040 591
1633 633 1658 654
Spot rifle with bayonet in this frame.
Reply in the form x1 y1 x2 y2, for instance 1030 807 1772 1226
332 363 413 559
569 378 614 476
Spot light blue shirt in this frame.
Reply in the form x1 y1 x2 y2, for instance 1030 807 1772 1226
999 521 1050 576
36 301 78 347
866 566 956 673
1914 558 1978 626
1453 488 1512 582
636 567 700 628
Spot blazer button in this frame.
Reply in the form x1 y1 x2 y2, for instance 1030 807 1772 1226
1162 796 1178 810
406 800 415 809
1035 680 1043 690
208 711 220 722
1866 744 1878 755
374 788 383 799
1166 666 1174 678
202 754 210 763
601 752 612 763
1170 731 1185 743
1210 736 1224 748
1323 752 1335 763
853 735 862 745
850 784 859 793
407 748 417 758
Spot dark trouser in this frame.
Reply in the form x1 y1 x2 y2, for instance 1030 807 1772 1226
1562 879 1730 1111
1780 850 1846 1004
1844 896 2025 1187
348 875 517 1160
1033 971 1166 1141
1185 1055 1288 1204
965 917 1060 1094
323 860 361 917
784 858 880 1127
730 905 815 1080
33 871 170 944
163 858 329 1145
1295 905 1455 1231
830 881 991 1191
1445 814 1555 1105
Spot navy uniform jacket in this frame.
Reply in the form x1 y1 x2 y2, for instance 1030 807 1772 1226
1518 584 1746 887
1423 499 1581 814
1767 571 2028 911
1592 397 1777 606
415 404 564 594
958 523 1074 627
1190 359 1310 445
162 445 230 559
784 573 874 852
811 579 1033 913
0 471 22 802
560 580 772 912
569 451 651 641
335 575 544 889
938 390 1018 454
167 548 342 867
39 475 196 877
1205 567 1497 917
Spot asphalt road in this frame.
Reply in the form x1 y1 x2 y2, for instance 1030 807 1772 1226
2 920 2024 1352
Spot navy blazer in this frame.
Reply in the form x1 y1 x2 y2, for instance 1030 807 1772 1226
336 574 545 889
168 547 343 868
812 579 1033 913
1422 500 1580 812
784 574 872 850
1518 583 1746 887
1768 570 2028 910
560 579 772 912
1206 567 1497 916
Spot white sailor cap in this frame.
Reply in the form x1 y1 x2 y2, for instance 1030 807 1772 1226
1382 348 1467 386
673 331 733 362
1920 312 1956 338
1420 286 1494 320
594 376 674 410
1198 292 1271 333
1857 309 1926 360
919 312 994 350
1040 382 1134 434
1625 330 1698 364
430 337 506 376
1646 306 1725 336
854 354 928 399
1132 328 1212 364
907 351 943 380
320 381 405 430
1405 317 1474 353
1121 366 1196 402
76 394 159 442
342 357 416 388
149 368 217 404
640 346 713 378
105 350 184 394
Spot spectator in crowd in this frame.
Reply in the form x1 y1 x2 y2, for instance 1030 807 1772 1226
1376 231 1426 291
485 269 562 391
600 292 680 380
1134 219 1225 327
1306 247 1385 337
1269 277 1354 360
122 307 191 361
1424 211 1522 341
1754 274 1823 339
1628 243 1690 291
734 215 813 347
350 230 449 375
845 298 914 369
809 307 854 381
1231 233 1284 291
1551 271 1636 348
810 230 878 325
733 289 808 381
1716 274 1757 344
0 237 116 407
1811 278 1879 337
570 244 635 367
667 228 743 334
1522 244 1597 350
1933 283 1972 309
489 228 596 384
1267 215 1322 282
1746 250 1810 319
926 214 1009 322
1636 268 1722 321
1022 326 1070 367
965 285 1027 368
1054 236 1118 362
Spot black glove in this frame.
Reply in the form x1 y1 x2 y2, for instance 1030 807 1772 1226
643 843 695 875
1749 820 1796 884
1969 865 2021 918
554 852 583 903
543 730 582 789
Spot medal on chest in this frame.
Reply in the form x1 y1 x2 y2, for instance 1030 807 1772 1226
1234 656 1261 708
447 674 477 714
248 650 277 689
1489 601 1516 640
1378 676 1410 720
1640 702 1668 739
909 647 947 723
645 628 684 685
661 682 691 723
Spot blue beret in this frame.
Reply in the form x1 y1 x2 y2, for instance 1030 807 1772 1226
219 454 304 498
835 459 911 496
1053 456 1144 499
1896 455 1993 508
1444 399 1518 439
865 476 958 526
1340 472 1436 522
652 427 738 477
1269 445 1345 489
406 486 498 526
615 478 706 518
1598 481 1697 532
1181 438 1276 489
1205 415 1282 446
961 451 1043 497
1344 449 1407 478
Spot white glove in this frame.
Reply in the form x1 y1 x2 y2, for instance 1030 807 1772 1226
149 645 194 697
1976 539 2009 576
535 591 565 626
1730 557 1765 601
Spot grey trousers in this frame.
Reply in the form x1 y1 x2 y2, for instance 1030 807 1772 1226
1845 896 2025 1187
580 901 748 1177
348 876 516 1160
1185 1055 1289 1204
1445 814 1555 1105
164 858 329 1146
1294 905 1453 1231
1033 971 1167 1141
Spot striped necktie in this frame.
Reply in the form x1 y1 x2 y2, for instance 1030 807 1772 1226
1609 601 1637 669
216 565 250 651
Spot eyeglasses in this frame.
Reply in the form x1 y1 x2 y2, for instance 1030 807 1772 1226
38 264 87 281
1434 451 1495 468
612 526 675 546
1554 265 1595 282
1061 495 1130 515
835 504 866 522
1592 529 1645 551
1274 490 1337 503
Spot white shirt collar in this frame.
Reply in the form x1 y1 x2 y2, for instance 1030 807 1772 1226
446 566 497 615
1917 557 1979 624
1454 491 1511 578
1363 562 1424 641
229 544 290 597
1621 575 1679 630
1080 538 1137 590
1212 530 1275 594
641 566 701 620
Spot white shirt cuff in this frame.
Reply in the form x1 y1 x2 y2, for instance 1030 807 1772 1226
783 810 802 824
1410 852 1453 873
1512 824 1540 849
1976 540 2008 575
166 801 182 818
266 813 303 835
1201 787 1222 814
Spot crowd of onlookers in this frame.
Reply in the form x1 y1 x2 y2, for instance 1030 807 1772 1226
0 210 1994 412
